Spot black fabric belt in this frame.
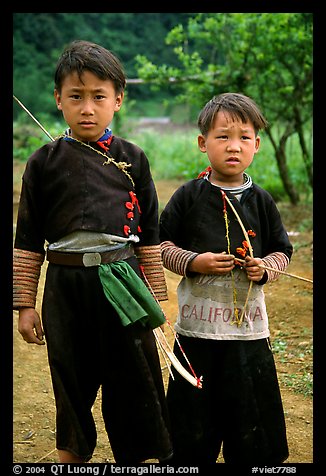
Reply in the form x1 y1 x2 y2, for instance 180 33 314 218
46 244 135 267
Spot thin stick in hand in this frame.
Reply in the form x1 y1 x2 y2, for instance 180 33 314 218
235 258 313 284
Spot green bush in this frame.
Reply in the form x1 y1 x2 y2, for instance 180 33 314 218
129 128 309 202
13 118 311 205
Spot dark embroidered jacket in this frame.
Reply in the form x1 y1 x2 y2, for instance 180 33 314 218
159 177 293 261
15 136 160 254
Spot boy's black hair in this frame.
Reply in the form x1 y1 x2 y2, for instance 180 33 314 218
54 40 126 94
198 92 268 136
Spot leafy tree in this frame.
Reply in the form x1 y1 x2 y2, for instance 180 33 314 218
136 13 313 204
13 13 195 117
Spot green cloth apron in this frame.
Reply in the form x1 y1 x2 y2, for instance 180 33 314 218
98 261 166 329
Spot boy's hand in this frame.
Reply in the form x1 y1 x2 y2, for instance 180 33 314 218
18 308 45 345
188 252 235 275
243 256 266 282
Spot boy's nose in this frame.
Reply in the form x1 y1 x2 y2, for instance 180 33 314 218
227 140 241 151
81 99 94 115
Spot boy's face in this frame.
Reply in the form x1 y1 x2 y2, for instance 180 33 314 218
198 111 260 186
54 70 124 142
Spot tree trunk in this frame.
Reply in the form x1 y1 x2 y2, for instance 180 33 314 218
294 105 313 187
266 127 300 205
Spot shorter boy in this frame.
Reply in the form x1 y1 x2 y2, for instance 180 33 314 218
160 92 292 464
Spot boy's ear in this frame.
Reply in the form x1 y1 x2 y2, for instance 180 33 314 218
255 135 261 153
198 134 207 153
54 89 62 111
114 91 124 111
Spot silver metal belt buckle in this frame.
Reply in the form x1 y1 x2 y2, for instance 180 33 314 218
82 252 102 267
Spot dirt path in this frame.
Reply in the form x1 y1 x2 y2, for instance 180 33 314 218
12 176 313 463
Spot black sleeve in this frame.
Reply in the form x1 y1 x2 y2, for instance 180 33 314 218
14 147 48 254
134 150 161 246
159 183 192 246
263 199 293 260
246 185 293 261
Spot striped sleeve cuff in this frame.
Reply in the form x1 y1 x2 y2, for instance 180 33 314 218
13 248 45 309
134 244 168 301
262 252 290 283
161 241 198 277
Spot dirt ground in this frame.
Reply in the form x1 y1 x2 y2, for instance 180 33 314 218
12 173 313 464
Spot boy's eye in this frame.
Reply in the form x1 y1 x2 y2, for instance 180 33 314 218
95 95 105 100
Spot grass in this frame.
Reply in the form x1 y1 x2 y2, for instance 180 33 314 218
13 118 312 204
283 372 313 398
128 127 311 203
272 332 313 397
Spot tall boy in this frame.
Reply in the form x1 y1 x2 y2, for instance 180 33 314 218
13 40 172 463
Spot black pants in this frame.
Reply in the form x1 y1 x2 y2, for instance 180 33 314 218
42 258 172 463
167 335 288 464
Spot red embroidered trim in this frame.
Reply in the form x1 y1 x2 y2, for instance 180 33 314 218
96 135 113 152
197 165 212 179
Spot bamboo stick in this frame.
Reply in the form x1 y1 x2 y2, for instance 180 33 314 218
235 258 313 284
13 95 54 141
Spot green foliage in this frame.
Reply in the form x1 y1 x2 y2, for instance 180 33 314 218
130 128 207 181
151 13 313 121
129 127 309 203
272 333 313 397
13 13 194 118
135 13 313 204
13 13 313 202
14 116 309 205
13 118 66 160
283 372 313 398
